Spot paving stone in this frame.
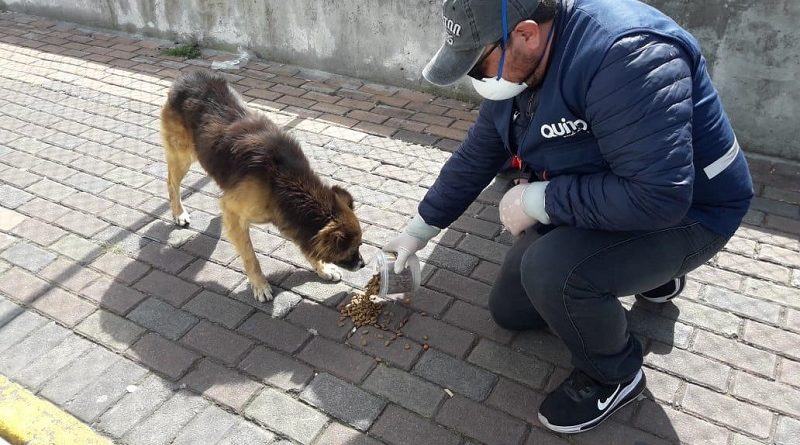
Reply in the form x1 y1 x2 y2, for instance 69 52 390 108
300 373 385 431
76 308 145 352
31 287 95 327
171 404 238 445
633 398 730 445
436 395 527 445
418 243 481 277
96 374 175 439
245 387 328 444
128 297 197 339
136 241 195 274
401 312 475 358
0 184 34 208
371 404 461 445
39 345 120 405
363 363 445 417
53 233 103 262
0 241 55 272
9 218 66 246
744 320 800 360
0 321 69 375
80 277 148 315
67 358 148 422
134 269 200 307
428 269 490 307
10 331 93 390
26 178 76 201
646 341 731 390
574 419 672 445
703 286 782 324
121 390 209 445
180 358 261 412
232 282 303 318
734 371 800 417
182 290 252 329
692 330 776 377
89 252 150 285
280 270 351 306
776 416 800 445
37 258 101 294
525 428 570 445
179 258 245 294
444 300 515 344
780 358 800 387
664 298 743 336
346 325 423 370
180 233 239 264
0 296 23 328
511 330 572 368
413 349 497 401
405 287 452 317
313 422 383 445
471 260 500 283
718 252 792 283
127 332 200 380
181 320 254 364
468 339 552 390
239 345 314 391
486 378 545 425
688 264 743 291
626 308 694 349
287 299 353 341
237 310 311 352
216 420 277 445
744 277 800 309
682 383 773 439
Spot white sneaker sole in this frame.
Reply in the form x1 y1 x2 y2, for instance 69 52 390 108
637 278 684 304
538 369 645 434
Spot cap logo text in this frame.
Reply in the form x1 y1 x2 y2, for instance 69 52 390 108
442 15 462 44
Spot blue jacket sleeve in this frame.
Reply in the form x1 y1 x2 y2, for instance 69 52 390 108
545 34 695 231
418 101 508 228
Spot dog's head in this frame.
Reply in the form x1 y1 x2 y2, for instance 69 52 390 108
310 185 365 271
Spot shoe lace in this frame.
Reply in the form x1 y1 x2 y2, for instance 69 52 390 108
562 369 598 402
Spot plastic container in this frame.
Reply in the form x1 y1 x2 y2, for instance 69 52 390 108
372 251 421 300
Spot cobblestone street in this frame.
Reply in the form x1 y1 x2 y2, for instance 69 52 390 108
1 11 799 445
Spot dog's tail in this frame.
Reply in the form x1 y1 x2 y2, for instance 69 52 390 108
166 70 245 130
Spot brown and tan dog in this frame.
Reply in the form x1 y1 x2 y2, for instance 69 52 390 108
161 70 364 302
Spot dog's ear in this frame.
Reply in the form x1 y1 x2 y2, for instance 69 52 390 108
331 185 354 209
311 221 349 258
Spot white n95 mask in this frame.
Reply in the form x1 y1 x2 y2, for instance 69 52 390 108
470 76 528 101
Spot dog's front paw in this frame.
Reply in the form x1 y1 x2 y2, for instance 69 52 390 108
316 263 342 282
250 276 273 302
174 211 191 227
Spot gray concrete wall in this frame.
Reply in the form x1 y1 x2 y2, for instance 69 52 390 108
2 0 799 161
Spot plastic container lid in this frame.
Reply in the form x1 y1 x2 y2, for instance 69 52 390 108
373 251 421 300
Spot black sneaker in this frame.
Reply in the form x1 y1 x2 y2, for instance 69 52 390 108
636 276 686 304
538 368 646 434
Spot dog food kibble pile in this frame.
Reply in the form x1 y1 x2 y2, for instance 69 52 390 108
341 275 384 327
340 274 431 353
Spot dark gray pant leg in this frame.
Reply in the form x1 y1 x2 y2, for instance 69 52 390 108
488 225 553 330
517 220 727 384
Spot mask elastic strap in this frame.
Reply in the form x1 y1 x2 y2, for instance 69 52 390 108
496 0 509 80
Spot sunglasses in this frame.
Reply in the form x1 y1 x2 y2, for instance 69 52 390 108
467 41 502 80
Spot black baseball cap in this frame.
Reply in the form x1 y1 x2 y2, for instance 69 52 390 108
423 0 549 86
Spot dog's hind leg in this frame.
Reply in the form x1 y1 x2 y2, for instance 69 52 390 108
221 196 272 302
161 104 195 226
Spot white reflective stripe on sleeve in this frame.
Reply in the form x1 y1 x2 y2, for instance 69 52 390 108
704 138 740 180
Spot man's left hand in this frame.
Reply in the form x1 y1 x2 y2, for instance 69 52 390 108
499 181 551 236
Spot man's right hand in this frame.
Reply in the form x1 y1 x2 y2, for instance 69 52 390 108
384 233 428 274
383 213 441 273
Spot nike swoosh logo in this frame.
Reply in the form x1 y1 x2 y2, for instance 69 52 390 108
597 385 620 411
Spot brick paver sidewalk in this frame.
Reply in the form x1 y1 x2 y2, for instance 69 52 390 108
1 10 799 445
